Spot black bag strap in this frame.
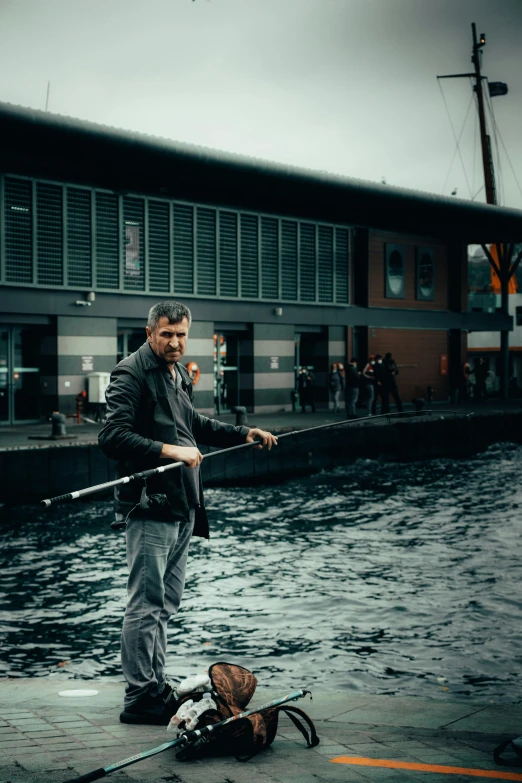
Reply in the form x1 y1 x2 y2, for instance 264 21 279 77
494 737 522 767
280 706 320 749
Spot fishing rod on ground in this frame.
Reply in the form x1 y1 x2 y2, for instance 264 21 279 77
40 409 463 508
60 688 311 783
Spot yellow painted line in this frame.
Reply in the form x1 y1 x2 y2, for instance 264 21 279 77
330 756 522 781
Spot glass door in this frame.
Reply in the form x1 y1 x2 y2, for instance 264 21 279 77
0 326 41 424
213 332 239 414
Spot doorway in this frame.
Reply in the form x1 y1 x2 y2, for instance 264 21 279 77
0 325 41 424
213 332 240 414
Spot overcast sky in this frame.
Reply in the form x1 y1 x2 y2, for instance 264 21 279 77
1 0 521 209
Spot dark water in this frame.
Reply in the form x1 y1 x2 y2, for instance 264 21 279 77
1 442 522 702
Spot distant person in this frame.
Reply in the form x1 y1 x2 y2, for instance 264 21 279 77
327 362 345 414
345 358 360 419
473 357 489 400
298 366 316 413
461 362 472 401
362 355 376 416
382 352 403 413
373 354 386 414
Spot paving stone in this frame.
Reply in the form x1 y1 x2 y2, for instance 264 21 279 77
32 735 79 745
24 730 66 739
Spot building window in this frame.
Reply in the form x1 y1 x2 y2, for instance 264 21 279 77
416 246 435 301
385 244 405 298
516 306 522 326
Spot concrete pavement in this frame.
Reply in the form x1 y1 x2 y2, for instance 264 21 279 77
0 678 521 783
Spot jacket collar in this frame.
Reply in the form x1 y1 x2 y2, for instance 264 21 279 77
138 341 193 388
138 341 162 372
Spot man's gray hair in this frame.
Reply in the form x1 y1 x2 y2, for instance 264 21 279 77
147 301 192 331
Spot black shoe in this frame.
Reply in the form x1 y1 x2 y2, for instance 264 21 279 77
120 684 176 726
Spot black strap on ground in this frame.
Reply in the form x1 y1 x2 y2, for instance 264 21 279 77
279 706 320 748
494 736 522 766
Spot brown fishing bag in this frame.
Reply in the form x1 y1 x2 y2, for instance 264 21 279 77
173 661 319 762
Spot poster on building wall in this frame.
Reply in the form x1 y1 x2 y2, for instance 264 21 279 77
125 222 141 277
81 356 94 372
270 356 279 370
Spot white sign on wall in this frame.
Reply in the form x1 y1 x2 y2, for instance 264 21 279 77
270 356 279 370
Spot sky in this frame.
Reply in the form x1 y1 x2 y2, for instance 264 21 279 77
1 0 521 209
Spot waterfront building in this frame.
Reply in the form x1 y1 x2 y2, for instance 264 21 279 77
1 102 521 424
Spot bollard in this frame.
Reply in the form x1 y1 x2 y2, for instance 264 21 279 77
233 406 248 426
51 411 67 437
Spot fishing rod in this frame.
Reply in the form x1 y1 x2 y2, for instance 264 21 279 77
60 688 311 783
41 409 458 508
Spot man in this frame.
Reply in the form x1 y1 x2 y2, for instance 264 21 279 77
345 358 360 418
362 354 376 416
297 366 316 413
372 354 386 414
382 352 403 413
98 301 277 726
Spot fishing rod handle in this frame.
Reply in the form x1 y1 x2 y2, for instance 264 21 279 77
40 462 185 507
61 767 106 783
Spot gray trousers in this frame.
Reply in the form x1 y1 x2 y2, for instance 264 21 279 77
122 509 195 707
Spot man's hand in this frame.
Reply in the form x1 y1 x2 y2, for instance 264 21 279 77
160 444 203 467
246 428 278 450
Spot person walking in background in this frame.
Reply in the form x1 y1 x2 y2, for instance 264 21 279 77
382 352 403 413
373 354 386 414
345 358 360 419
298 366 316 413
362 355 376 415
327 362 345 413
473 357 489 401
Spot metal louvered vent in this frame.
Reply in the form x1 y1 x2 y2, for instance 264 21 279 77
240 213 258 298
196 207 216 296
299 223 316 302
318 225 333 303
281 220 298 301
335 227 350 304
148 200 170 293
96 192 119 289
123 197 145 291
261 216 278 299
219 211 238 297
67 188 92 288
5 177 32 284
173 203 194 294
37 182 63 286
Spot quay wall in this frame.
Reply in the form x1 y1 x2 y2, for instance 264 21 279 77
1 410 522 505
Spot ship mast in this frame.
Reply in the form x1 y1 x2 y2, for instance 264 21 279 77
471 23 496 206
438 23 514 400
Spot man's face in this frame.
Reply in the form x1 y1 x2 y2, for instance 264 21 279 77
146 316 189 365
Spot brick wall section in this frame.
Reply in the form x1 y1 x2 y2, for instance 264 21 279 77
369 329 450 402
369 230 449 310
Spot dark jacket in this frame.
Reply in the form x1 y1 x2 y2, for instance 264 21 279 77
383 357 400 387
327 370 345 392
98 342 249 538
345 365 359 388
